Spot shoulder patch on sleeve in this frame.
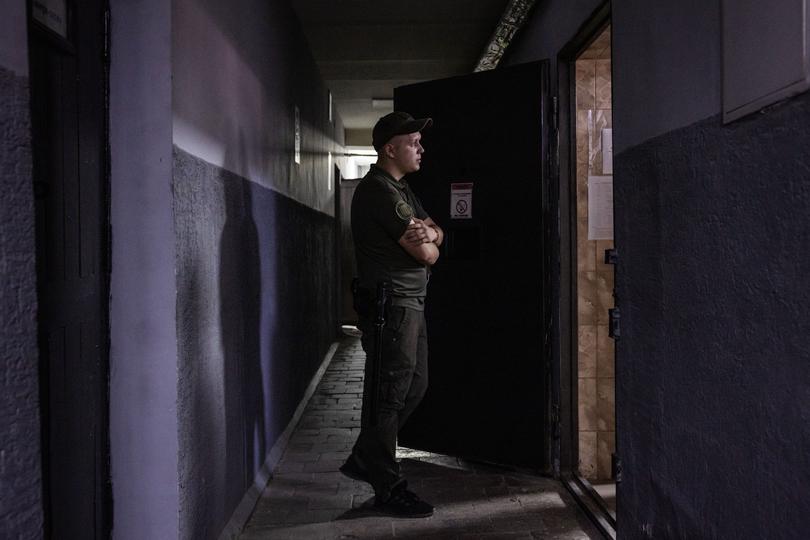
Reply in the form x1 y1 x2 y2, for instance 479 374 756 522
395 200 414 222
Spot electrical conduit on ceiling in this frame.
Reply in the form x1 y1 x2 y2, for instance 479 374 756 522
474 0 539 71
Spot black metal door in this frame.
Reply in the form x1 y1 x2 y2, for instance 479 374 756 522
28 1 111 537
396 61 552 470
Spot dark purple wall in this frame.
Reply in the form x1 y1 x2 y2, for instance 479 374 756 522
173 148 338 539
0 55 44 540
614 91 810 540
1 2 42 536
171 1 341 538
611 0 721 153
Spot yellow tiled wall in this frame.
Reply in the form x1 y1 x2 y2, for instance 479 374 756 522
575 27 615 481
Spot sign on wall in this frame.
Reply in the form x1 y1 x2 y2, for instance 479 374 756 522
32 0 68 38
450 182 473 219
588 176 613 240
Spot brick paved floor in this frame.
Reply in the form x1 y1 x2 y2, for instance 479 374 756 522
239 335 601 540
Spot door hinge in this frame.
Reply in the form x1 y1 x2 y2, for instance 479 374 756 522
612 453 623 483
549 96 560 181
608 307 620 339
604 248 618 265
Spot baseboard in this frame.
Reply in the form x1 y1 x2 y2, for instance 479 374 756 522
217 341 340 540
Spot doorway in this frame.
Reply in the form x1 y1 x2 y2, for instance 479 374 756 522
557 6 617 534
573 21 615 514
28 0 112 537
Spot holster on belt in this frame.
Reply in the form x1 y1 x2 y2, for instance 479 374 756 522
351 278 390 427
351 277 372 318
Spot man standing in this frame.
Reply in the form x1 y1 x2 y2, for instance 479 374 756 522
341 111 443 517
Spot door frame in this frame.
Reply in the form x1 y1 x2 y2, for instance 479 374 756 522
555 1 617 537
27 0 113 536
333 163 343 330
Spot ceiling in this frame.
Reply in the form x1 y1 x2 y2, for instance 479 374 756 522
291 0 511 140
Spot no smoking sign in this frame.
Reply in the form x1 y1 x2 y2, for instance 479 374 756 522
450 182 473 219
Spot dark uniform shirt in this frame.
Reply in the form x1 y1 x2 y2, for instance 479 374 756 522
351 164 430 310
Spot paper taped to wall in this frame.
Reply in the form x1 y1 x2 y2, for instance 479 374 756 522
588 176 613 240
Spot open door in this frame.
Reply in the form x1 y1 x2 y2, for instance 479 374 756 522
396 61 552 470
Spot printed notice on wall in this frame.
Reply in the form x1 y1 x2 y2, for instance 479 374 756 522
33 0 68 38
602 128 613 174
294 106 301 165
450 182 473 219
588 176 613 240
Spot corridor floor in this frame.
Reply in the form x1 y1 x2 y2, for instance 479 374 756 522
239 334 601 540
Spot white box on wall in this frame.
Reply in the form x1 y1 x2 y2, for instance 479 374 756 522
722 0 810 123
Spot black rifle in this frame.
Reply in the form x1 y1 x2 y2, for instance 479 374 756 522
369 281 390 426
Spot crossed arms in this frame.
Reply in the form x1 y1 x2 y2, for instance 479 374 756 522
398 217 443 266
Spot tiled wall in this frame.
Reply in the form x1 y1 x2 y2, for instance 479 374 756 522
575 27 615 481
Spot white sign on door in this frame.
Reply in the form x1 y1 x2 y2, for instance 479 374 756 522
450 182 473 219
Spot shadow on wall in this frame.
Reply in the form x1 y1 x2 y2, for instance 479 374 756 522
174 130 270 540
175 123 338 539
220 131 266 506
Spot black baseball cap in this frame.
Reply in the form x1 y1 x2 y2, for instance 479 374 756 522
372 111 433 152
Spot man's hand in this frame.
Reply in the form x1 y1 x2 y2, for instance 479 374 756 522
404 218 439 245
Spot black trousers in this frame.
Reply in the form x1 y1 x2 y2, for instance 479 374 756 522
353 305 428 500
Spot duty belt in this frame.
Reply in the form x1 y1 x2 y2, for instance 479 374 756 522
389 295 425 307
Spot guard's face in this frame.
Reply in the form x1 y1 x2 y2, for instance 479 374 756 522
387 132 424 174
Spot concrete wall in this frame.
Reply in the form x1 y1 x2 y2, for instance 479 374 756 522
3 0 340 537
173 149 338 539
109 1 180 538
612 1 810 537
108 0 341 537
172 1 341 537
0 1 43 538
